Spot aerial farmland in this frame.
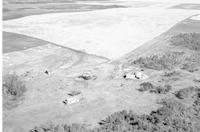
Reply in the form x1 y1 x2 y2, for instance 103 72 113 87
2 0 200 132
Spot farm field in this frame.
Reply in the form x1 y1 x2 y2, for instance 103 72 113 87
3 1 200 59
2 0 200 132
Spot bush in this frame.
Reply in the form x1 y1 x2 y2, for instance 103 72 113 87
180 63 198 72
170 33 200 51
29 123 92 132
193 79 200 83
3 74 26 109
98 99 195 132
193 96 200 120
175 87 199 99
98 87 199 132
132 52 184 70
149 85 172 94
68 91 81 96
175 87 200 99
138 82 154 92
138 82 172 94
161 71 181 82
180 53 200 72
29 97 200 132
163 71 180 77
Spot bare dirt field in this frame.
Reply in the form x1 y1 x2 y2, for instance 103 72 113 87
2 0 200 132
4 1 200 59
3 32 49 53
3 1 128 20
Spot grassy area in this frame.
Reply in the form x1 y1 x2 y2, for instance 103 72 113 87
131 51 200 72
138 82 172 94
132 52 184 70
29 89 200 132
149 85 171 94
180 53 200 72
3 74 27 109
170 33 200 51
99 98 199 132
130 33 200 71
28 32 200 131
175 86 199 99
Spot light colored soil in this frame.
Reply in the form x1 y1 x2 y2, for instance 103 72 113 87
4 6 200 59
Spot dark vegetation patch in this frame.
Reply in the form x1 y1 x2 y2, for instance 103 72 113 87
132 52 184 70
170 33 200 51
99 99 198 132
170 4 200 10
163 70 181 77
67 90 81 96
160 70 182 82
5 0 76 4
138 82 154 92
3 8 10 12
30 124 92 132
40 4 127 10
194 79 200 83
3 2 128 20
3 74 27 110
16 7 35 11
78 73 97 80
180 53 200 72
131 51 200 72
180 63 198 73
29 94 200 132
175 86 200 100
3 32 47 53
149 84 171 94
138 82 172 94
130 33 200 71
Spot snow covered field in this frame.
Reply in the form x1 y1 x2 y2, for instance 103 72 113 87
3 0 200 59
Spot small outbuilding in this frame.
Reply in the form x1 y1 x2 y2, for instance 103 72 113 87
67 90 81 96
123 71 148 80
62 94 83 105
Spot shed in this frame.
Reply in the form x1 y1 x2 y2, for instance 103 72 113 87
124 71 148 80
